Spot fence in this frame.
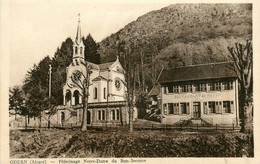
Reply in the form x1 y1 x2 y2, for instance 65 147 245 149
10 121 240 133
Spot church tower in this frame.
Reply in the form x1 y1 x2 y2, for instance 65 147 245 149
73 14 85 64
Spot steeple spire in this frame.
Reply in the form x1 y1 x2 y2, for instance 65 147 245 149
75 13 81 45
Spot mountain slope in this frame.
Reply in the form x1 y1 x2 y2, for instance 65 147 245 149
98 4 252 87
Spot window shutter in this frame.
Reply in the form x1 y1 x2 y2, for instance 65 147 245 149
216 102 220 113
230 101 234 113
217 101 222 114
187 103 190 115
204 102 208 114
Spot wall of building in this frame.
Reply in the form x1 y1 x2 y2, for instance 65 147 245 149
161 79 239 126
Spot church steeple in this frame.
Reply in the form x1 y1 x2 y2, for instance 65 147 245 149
75 13 82 45
73 13 85 63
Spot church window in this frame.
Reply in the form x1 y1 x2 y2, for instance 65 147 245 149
98 111 101 120
94 87 98 99
80 47 83 54
75 47 78 54
102 110 105 120
112 110 115 120
104 88 106 99
116 110 120 120
115 78 122 91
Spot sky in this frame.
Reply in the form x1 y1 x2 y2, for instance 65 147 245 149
8 0 171 87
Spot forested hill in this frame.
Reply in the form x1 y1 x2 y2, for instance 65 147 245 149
98 4 252 70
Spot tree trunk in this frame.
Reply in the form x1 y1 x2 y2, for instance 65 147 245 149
129 104 133 132
241 103 253 133
81 94 88 131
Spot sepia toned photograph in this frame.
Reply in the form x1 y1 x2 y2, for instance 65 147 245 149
3 0 255 160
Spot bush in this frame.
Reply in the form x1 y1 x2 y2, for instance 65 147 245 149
10 130 253 158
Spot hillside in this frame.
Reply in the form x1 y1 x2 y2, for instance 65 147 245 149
98 4 252 88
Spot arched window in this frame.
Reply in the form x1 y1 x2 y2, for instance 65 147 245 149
80 47 83 54
102 110 105 121
73 90 80 105
98 111 101 120
75 47 78 54
94 87 98 99
61 112 65 122
65 90 72 105
112 110 115 120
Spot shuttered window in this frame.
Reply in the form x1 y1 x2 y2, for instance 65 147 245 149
168 103 174 114
168 85 174 93
186 85 192 92
179 85 186 93
173 86 179 93
216 101 222 114
208 102 215 113
173 103 179 115
200 83 207 92
187 103 190 114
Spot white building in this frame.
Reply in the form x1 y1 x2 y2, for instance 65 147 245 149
158 63 240 126
53 16 137 127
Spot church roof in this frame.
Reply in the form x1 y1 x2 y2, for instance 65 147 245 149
92 76 108 81
98 62 114 70
85 61 99 69
158 62 237 83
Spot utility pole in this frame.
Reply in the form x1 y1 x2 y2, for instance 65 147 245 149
48 64 52 129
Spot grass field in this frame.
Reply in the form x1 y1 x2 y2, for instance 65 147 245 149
9 128 253 158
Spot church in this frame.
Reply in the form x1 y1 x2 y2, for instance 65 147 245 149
51 16 137 127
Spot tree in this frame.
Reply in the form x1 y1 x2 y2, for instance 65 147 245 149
116 40 138 132
23 56 52 126
51 38 73 105
9 86 24 120
83 34 101 64
68 61 92 131
228 40 253 133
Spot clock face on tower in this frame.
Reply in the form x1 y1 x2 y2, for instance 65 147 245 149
115 78 122 91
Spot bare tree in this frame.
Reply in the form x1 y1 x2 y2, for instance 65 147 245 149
228 40 253 133
116 40 137 132
68 61 92 131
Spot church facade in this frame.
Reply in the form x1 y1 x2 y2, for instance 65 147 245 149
51 16 137 127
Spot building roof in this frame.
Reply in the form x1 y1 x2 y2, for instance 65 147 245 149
148 85 160 96
92 76 108 81
158 62 237 83
98 62 114 70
